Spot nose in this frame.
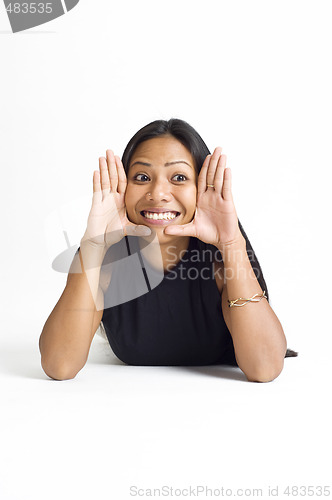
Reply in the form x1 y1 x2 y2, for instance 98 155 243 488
145 179 172 202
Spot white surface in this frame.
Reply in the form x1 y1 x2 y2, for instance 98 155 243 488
1 331 330 500
1 1 331 499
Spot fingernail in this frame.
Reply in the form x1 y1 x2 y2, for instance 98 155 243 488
139 226 151 235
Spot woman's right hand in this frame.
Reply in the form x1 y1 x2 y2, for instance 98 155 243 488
81 150 151 249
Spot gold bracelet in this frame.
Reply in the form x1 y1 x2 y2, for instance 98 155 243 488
228 290 267 308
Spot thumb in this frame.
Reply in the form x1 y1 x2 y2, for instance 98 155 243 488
124 221 152 237
164 221 196 237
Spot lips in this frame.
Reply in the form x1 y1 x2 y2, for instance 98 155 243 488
139 209 181 225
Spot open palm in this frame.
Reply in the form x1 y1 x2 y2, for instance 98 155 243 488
164 148 242 249
82 150 151 248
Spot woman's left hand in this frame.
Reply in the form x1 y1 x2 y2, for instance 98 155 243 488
164 147 244 249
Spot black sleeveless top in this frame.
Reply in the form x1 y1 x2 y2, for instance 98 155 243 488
100 236 237 366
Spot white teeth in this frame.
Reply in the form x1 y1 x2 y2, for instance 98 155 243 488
143 211 178 220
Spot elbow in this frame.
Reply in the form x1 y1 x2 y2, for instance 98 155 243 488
244 359 285 383
41 357 80 381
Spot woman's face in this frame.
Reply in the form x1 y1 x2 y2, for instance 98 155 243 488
125 136 197 243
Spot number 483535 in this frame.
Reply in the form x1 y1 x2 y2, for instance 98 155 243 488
6 3 53 14
284 485 331 496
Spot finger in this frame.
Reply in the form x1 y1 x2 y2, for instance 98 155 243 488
124 222 152 237
164 221 196 237
106 150 118 193
222 167 233 201
115 155 127 194
197 154 211 197
206 147 222 188
214 154 227 193
99 157 110 198
92 170 102 204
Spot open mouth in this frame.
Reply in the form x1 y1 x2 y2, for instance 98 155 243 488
140 210 181 223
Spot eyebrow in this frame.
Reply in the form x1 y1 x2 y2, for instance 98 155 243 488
130 160 194 169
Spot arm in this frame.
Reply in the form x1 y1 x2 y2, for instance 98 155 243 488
39 150 150 381
217 237 287 383
165 147 287 382
39 241 107 381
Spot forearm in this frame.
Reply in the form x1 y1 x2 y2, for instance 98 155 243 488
220 236 287 382
39 241 107 379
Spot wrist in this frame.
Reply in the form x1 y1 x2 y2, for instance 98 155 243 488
80 234 107 252
79 238 108 272
216 233 246 259
218 235 258 285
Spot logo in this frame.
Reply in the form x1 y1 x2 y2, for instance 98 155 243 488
3 0 79 33
43 196 164 311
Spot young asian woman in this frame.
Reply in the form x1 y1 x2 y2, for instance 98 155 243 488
39 118 297 382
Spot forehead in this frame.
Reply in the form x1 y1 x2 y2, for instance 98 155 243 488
130 136 194 165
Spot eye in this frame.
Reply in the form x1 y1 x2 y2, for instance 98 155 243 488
172 174 187 182
134 173 150 182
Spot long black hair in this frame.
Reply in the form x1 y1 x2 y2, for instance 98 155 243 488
122 118 269 296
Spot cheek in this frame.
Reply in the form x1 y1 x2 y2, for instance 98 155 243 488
183 187 197 216
124 187 135 211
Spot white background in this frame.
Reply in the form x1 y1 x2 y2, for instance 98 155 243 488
0 1 331 499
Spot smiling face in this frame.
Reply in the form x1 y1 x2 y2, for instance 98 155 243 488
125 135 197 244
